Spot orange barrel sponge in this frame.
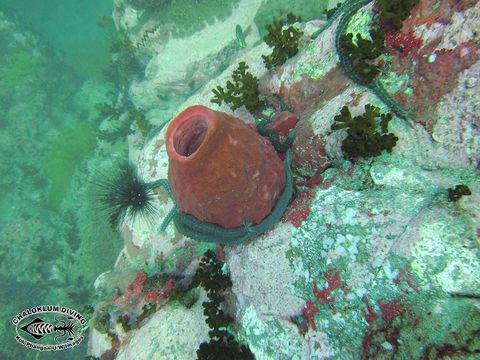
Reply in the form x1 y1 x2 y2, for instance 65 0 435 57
166 105 285 229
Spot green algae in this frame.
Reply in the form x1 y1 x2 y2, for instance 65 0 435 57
0 51 43 92
287 151 480 356
291 50 335 81
211 61 260 112
344 2 374 38
262 13 303 70
331 104 398 159
43 122 97 210
380 69 413 97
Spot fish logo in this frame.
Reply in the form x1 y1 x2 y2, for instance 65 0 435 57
12 305 85 351
20 317 77 341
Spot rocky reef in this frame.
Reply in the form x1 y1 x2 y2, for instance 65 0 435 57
87 0 480 358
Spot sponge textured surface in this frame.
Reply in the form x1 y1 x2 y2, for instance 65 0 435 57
166 105 285 228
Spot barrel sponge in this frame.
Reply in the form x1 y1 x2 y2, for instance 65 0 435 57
166 105 285 229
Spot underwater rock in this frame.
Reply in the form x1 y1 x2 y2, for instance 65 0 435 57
166 105 285 228
291 120 329 180
115 301 209 360
260 0 480 167
228 222 304 316
285 159 480 357
117 0 263 114
89 0 480 358
259 15 345 118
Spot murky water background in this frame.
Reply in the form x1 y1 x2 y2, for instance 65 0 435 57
0 0 118 358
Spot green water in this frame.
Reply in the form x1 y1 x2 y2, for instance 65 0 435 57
0 1 119 359
0 0 112 77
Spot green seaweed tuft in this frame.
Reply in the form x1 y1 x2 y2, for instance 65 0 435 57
95 101 123 120
103 35 143 90
129 108 151 138
447 185 472 202
96 102 151 142
333 0 415 121
211 61 260 112
376 0 420 31
339 28 385 86
192 250 254 359
331 104 398 159
262 12 303 70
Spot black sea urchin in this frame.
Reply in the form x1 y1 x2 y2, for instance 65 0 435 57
95 162 158 229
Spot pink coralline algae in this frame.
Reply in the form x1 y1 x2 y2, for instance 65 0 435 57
378 297 404 323
302 300 319 330
360 268 419 356
385 29 423 59
362 297 379 330
403 0 477 29
312 272 342 313
284 166 356 227
292 121 329 180
114 271 147 308
282 189 315 227
100 338 121 360
144 278 174 304
406 39 480 129
126 271 147 298
302 271 342 331
115 271 174 308
386 0 480 130
394 267 419 293
260 65 349 118
361 296 405 358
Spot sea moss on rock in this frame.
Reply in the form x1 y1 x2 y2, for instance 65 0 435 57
287 151 479 356
331 104 398 159
43 122 97 209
